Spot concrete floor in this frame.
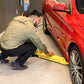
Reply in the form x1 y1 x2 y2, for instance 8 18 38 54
0 23 72 84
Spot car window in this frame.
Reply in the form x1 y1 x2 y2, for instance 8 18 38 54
53 0 59 4
76 0 84 14
55 0 71 10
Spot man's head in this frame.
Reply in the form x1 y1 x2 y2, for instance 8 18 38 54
33 16 42 27
23 10 42 27
30 10 42 27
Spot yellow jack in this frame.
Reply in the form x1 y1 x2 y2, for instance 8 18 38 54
35 50 69 65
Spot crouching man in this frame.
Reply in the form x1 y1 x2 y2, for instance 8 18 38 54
0 10 54 70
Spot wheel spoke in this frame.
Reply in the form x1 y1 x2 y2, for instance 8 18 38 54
76 60 80 66
70 54 75 64
70 61 74 67
76 66 82 70
77 71 82 78
76 73 82 84
71 70 75 77
71 51 76 64
72 72 76 84
70 67 75 70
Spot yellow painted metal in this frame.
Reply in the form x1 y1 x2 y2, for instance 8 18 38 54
35 50 69 65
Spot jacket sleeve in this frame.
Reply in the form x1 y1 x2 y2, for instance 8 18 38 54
29 30 49 54
24 18 48 54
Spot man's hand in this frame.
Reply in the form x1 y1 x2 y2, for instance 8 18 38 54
47 51 54 56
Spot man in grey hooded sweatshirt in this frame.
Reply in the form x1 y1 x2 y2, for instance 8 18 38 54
0 10 54 70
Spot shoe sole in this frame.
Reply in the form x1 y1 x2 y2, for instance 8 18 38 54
11 66 28 70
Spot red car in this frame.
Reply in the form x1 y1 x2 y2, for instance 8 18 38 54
42 0 84 84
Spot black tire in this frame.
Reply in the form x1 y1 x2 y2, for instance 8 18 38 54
43 14 50 34
69 45 84 84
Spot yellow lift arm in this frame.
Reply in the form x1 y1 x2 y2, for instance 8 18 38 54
35 50 69 65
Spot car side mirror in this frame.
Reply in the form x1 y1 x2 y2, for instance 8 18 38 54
53 3 70 13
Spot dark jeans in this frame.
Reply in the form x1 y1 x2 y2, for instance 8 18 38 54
1 42 37 65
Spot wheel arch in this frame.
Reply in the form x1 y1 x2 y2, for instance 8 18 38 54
68 42 77 56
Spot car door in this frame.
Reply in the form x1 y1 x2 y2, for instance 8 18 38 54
51 0 67 49
57 0 72 49
45 0 63 41
52 0 72 50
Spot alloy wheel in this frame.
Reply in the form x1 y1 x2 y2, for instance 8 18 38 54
69 50 83 84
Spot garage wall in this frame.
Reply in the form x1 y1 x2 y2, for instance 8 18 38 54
0 0 43 33
0 0 23 33
29 0 43 13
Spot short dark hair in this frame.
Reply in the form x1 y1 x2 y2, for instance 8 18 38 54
23 10 42 17
30 10 42 17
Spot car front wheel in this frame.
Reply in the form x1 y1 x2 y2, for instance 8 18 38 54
43 14 49 34
69 45 84 84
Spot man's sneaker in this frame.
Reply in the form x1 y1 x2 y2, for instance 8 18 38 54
21 65 28 68
0 58 9 64
11 62 28 70
0 54 9 64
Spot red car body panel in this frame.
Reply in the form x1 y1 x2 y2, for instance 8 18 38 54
42 0 84 62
